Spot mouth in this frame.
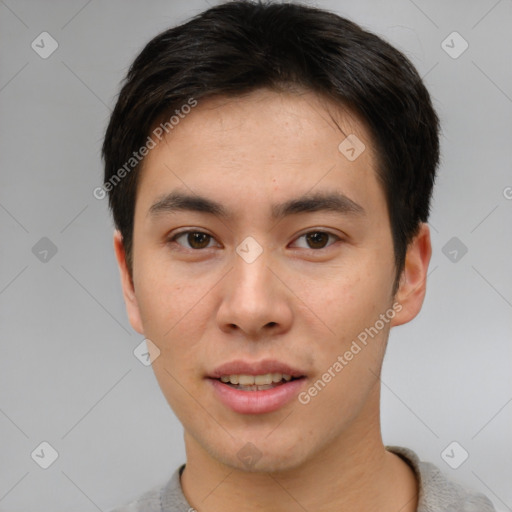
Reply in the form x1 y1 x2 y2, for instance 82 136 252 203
212 373 305 392
206 360 308 414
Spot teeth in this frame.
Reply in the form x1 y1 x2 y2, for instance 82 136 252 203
219 373 294 385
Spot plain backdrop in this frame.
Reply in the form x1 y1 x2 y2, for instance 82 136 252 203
0 0 511 511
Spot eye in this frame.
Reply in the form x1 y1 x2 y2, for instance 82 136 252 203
291 231 341 250
168 229 341 252
169 230 218 250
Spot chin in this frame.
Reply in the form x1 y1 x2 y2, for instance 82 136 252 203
207 435 312 474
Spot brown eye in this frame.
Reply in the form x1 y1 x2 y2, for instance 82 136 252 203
170 231 215 250
187 232 211 249
305 232 330 249
292 231 339 250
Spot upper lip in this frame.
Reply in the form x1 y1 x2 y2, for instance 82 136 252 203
208 359 307 379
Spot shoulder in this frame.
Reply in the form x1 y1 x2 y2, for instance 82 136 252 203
108 464 189 512
108 482 163 512
387 446 496 512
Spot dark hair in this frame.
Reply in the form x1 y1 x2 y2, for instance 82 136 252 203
102 0 440 292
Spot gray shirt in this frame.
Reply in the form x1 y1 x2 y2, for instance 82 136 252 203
109 446 496 511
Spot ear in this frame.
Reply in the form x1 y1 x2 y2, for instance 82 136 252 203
113 230 144 334
390 223 432 327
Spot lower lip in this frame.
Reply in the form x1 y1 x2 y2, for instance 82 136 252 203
208 378 306 414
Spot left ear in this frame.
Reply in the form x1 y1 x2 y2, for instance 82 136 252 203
113 229 144 335
390 222 432 327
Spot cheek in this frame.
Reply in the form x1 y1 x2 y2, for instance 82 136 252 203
135 265 213 372
307 262 391 333
140 281 207 415
300 260 393 397
135 258 193 331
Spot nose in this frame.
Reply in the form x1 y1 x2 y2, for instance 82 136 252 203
216 244 293 338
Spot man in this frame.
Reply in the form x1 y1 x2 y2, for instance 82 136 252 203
102 1 496 510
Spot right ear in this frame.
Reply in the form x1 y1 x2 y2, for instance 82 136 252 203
113 230 144 334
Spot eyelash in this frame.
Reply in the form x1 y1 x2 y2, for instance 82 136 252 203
167 229 342 252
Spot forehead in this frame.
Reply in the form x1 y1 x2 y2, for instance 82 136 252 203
136 89 381 218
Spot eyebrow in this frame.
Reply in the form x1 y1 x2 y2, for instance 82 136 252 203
147 190 365 220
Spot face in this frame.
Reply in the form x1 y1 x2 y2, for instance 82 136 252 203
114 88 431 473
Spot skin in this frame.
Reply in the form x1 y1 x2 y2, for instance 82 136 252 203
114 88 431 512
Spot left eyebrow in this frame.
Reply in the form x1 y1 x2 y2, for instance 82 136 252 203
147 190 366 220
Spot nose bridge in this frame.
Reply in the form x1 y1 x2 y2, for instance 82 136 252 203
232 237 273 307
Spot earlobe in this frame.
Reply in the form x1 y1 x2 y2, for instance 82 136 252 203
390 223 432 328
113 230 144 334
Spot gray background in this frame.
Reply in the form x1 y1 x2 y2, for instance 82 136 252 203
0 0 511 510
